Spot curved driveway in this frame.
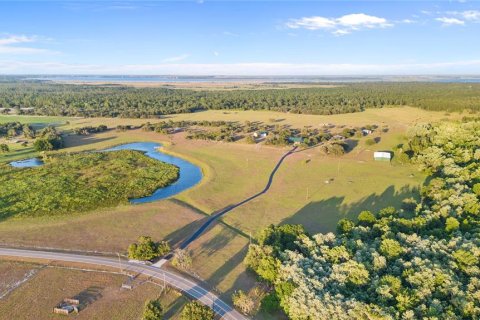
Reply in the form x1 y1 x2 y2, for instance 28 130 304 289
0 248 248 320
180 146 298 249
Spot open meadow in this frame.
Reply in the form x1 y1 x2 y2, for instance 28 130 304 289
0 260 187 320
0 106 461 316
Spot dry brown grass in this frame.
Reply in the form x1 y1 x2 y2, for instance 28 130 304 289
0 261 187 320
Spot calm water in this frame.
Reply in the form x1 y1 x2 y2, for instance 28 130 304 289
9 158 44 168
104 142 203 203
9 142 203 203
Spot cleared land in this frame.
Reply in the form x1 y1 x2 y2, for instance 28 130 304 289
0 107 460 317
0 260 187 320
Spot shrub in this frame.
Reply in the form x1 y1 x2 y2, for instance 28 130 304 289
365 138 377 146
171 249 192 270
232 290 255 315
0 143 9 153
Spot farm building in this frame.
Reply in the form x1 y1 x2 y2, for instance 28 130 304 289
253 131 268 138
362 129 372 135
374 151 392 161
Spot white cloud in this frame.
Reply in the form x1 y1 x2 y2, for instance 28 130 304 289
213 51 219 57
0 34 57 55
286 16 336 30
162 54 190 63
436 17 465 26
452 10 480 22
286 13 392 35
3 59 480 75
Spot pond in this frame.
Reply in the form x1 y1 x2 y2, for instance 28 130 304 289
9 158 44 168
9 142 203 203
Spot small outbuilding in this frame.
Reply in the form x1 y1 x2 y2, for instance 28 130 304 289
374 151 392 161
362 129 372 136
253 131 268 139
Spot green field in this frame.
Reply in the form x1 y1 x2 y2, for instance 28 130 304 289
1 150 179 219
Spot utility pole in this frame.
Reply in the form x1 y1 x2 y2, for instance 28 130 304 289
117 252 123 274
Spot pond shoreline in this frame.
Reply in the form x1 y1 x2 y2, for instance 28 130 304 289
9 142 203 203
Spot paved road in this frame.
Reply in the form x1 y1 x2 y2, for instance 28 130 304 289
179 146 298 249
0 248 249 320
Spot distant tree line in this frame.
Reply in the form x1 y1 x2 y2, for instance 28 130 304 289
1 82 479 118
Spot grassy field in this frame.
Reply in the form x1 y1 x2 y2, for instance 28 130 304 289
0 200 204 253
0 107 459 318
0 260 187 320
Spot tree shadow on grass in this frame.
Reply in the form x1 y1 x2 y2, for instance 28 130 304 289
163 295 187 319
63 135 116 149
74 286 103 311
282 185 420 234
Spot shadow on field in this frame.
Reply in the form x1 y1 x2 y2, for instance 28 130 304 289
75 286 103 310
163 295 187 319
63 135 116 148
282 185 420 234
164 217 211 249
344 139 359 153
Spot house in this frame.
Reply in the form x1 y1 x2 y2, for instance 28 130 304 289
374 151 392 161
288 136 303 145
362 129 372 135
253 131 268 139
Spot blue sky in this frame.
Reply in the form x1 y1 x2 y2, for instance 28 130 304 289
1 1 479 75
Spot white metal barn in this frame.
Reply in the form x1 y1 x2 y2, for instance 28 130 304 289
374 151 392 160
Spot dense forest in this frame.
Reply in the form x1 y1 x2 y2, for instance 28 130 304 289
246 119 480 319
0 150 179 219
0 82 479 117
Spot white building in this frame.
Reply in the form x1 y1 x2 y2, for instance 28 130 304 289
374 151 392 160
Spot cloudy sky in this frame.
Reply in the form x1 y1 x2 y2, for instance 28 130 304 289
1 1 479 75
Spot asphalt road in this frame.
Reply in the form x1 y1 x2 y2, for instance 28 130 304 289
179 146 298 249
0 248 249 320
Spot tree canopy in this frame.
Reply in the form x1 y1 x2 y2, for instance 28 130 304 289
246 119 480 319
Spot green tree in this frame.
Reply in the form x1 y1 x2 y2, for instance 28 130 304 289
261 292 280 313
0 143 9 153
181 301 214 320
473 183 480 196
357 210 376 226
143 299 163 320
33 138 54 151
337 218 355 234
128 236 170 261
445 217 460 233
379 239 403 259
